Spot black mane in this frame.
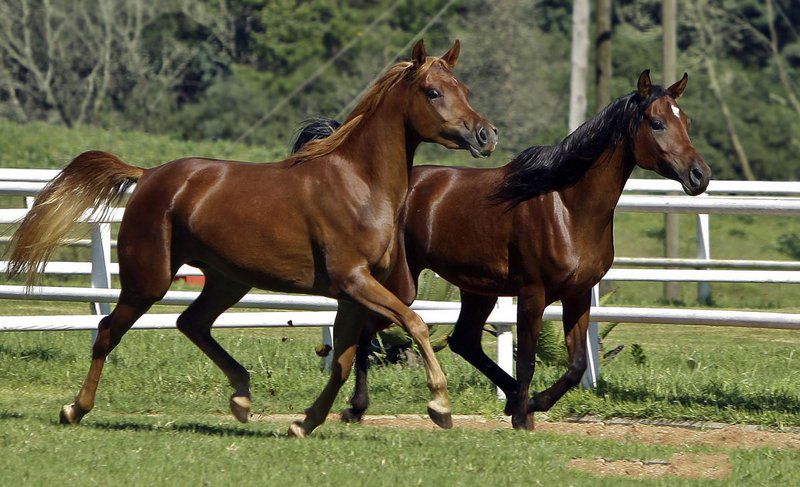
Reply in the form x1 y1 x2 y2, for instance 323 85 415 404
493 86 667 206
291 117 342 154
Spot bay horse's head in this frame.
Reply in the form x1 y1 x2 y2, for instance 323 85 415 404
403 39 497 158
631 70 710 195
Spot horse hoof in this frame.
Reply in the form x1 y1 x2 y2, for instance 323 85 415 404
340 408 364 424
511 413 535 431
229 395 252 423
287 421 309 438
427 402 453 429
59 403 83 425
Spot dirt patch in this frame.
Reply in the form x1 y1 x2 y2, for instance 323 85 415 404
538 421 800 450
567 453 731 480
250 413 800 449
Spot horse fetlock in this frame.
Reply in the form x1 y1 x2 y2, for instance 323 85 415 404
59 402 89 425
287 420 311 438
339 407 365 423
229 393 252 423
528 392 553 412
511 412 535 430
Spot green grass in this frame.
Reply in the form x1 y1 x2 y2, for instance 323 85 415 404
0 119 286 170
1 327 799 485
1 324 799 427
3 412 798 485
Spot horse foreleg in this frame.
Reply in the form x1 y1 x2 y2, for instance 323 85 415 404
176 271 252 422
447 292 522 406
289 300 365 437
528 291 590 412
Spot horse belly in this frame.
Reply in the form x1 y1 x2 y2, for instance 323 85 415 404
178 192 323 293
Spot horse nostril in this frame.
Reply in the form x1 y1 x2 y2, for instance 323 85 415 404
690 167 705 186
477 126 488 146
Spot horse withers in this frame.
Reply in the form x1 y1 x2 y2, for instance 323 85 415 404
296 69 709 430
5 39 497 437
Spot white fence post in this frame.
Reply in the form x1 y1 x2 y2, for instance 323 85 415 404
90 223 112 345
321 325 334 370
696 197 711 304
495 296 515 399
581 286 600 388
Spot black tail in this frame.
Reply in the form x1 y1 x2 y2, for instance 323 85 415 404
291 117 342 154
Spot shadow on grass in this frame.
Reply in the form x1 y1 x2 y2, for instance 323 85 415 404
0 344 74 362
84 420 285 438
0 411 25 420
76 418 402 441
596 380 800 414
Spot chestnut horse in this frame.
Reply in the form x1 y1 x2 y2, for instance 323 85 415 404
295 70 710 429
5 40 497 437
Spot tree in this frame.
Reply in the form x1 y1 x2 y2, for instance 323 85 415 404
0 0 199 127
568 0 590 131
595 0 612 110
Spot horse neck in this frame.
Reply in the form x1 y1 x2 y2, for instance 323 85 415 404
343 90 418 191
559 141 635 230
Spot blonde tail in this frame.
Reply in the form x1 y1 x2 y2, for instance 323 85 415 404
5 151 144 287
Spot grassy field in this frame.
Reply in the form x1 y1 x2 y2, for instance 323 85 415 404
1 326 799 484
1 120 799 483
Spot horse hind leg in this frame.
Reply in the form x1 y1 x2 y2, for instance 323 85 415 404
528 292 590 413
60 297 159 424
61 215 173 424
175 270 251 422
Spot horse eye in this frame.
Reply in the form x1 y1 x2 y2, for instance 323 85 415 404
651 119 666 131
426 89 441 100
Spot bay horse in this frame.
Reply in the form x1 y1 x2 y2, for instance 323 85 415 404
295 70 710 430
5 39 497 437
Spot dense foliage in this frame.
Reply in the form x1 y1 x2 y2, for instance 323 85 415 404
1 0 798 178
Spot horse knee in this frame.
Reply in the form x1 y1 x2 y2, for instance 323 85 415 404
564 358 588 387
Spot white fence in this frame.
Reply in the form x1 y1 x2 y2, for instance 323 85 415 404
1 168 799 395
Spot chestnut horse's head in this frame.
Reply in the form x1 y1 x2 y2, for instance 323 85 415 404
402 39 497 158
631 70 710 195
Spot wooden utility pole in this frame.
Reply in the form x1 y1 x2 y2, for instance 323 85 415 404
569 0 591 131
662 0 681 302
595 0 612 110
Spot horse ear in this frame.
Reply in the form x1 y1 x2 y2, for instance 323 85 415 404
637 69 652 98
441 39 460 68
667 72 689 99
412 39 427 66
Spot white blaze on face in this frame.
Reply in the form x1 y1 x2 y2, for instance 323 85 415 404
670 104 681 120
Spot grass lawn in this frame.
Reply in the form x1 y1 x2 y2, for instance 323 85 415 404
1 326 799 485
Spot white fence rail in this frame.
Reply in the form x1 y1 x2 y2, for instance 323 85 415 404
1 168 799 394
